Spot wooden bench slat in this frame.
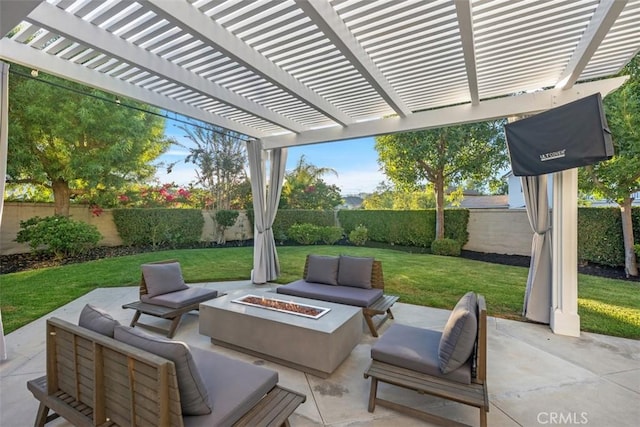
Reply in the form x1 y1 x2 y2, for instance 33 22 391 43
234 386 306 427
27 317 305 427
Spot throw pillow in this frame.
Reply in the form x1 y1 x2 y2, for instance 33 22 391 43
438 291 478 374
337 255 374 288
78 304 120 338
141 262 189 297
114 325 212 415
306 255 339 285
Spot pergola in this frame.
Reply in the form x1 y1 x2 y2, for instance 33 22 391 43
1 0 639 340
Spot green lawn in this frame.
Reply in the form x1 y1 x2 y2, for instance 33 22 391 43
1 246 639 339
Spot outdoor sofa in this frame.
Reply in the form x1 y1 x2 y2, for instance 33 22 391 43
276 254 398 336
27 305 305 427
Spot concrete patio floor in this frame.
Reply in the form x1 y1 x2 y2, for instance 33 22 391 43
1 280 638 427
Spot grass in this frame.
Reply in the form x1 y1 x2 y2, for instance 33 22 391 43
1 246 639 339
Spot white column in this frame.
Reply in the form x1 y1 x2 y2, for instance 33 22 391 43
551 168 580 336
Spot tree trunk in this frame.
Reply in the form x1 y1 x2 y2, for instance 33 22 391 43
619 197 638 277
51 178 71 216
435 174 445 240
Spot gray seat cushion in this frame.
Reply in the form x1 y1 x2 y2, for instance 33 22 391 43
114 325 212 415
184 347 279 427
372 323 471 384
438 292 478 373
277 279 383 307
337 255 374 288
142 262 189 297
306 255 339 285
141 287 219 309
78 304 120 338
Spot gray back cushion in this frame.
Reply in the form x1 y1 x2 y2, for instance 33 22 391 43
78 304 120 338
142 262 189 297
114 325 212 415
306 255 339 285
438 292 478 373
337 255 374 288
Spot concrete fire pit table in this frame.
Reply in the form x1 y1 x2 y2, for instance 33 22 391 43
199 289 363 378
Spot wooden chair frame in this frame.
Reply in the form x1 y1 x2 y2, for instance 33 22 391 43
122 259 222 338
27 317 306 427
364 295 489 427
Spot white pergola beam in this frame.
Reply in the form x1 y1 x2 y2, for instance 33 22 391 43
294 0 412 117
0 39 265 138
0 0 40 38
27 2 304 134
454 0 480 105
555 0 627 89
262 76 628 149
146 0 354 127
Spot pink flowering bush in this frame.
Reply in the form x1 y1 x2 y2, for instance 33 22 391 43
117 183 195 208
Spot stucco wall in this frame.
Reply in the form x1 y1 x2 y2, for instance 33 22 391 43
0 203 253 255
1 203 534 256
464 208 533 256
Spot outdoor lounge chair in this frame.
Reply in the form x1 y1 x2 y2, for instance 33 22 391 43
122 259 221 338
364 292 488 427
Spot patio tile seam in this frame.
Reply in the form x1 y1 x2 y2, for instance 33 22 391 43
489 400 525 427
601 370 640 395
304 372 327 426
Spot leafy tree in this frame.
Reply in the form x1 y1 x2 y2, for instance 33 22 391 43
375 120 508 239
280 155 343 209
176 123 247 210
579 54 640 276
362 181 435 209
7 65 170 215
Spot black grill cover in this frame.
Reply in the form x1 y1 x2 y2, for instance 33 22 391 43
505 93 613 176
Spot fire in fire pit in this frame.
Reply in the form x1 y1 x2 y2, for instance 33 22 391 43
232 294 330 319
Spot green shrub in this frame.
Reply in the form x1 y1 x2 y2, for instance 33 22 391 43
214 210 239 228
113 208 204 248
319 226 344 244
431 238 461 256
214 210 240 244
15 215 101 258
349 224 368 246
338 209 469 248
258 210 335 243
288 223 322 245
577 207 640 267
634 243 640 257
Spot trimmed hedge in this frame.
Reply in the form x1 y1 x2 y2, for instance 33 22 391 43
578 207 640 267
247 210 335 243
337 209 469 248
112 208 204 248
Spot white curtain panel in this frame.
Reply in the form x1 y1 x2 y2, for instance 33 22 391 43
0 61 10 360
521 175 552 324
246 140 287 284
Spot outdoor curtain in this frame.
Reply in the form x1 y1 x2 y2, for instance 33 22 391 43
1 62 10 360
247 139 287 284
522 175 552 324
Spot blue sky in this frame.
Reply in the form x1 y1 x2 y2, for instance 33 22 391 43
157 120 386 195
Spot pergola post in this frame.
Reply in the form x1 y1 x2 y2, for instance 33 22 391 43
550 168 581 337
